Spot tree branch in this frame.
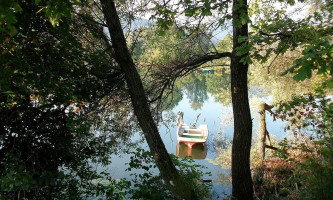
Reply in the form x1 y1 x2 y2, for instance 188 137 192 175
259 30 291 39
178 52 232 70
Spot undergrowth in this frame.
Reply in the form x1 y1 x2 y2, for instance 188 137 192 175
253 93 333 200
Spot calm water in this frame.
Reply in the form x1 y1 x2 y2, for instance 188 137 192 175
108 72 287 199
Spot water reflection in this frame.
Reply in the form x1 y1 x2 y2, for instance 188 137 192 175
182 73 208 110
177 70 231 110
176 142 207 159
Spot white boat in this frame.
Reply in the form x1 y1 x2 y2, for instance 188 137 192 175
176 112 208 148
177 123 209 145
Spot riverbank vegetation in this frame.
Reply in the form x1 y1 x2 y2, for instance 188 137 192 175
250 90 333 200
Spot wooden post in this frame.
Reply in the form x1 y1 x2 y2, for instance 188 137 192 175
259 103 274 163
259 103 267 163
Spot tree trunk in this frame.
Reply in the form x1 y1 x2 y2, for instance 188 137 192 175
99 1 198 199
231 0 254 199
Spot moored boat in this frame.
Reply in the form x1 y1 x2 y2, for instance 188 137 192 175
177 112 208 148
176 113 208 148
177 124 208 143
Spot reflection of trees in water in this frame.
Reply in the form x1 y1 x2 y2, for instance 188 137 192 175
178 58 316 110
216 172 232 187
182 73 209 110
173 70 232 110
171 60 314 110
248 53 315 104
166 61 313 112
206 72 231 106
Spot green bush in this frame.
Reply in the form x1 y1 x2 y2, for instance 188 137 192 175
126 148 212 200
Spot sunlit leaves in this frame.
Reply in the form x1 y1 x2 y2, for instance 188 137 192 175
249 0 333 89
182 0 215 17
233 1 250 28
278 0 296 5
150 3 177 35
151 0 232 35
236 36 253 64
267 91 333 199
282 40 333 83
0 0 85 34
184 7 201 17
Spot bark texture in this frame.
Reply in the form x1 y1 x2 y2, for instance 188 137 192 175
99 0 198 199
231 0 254 199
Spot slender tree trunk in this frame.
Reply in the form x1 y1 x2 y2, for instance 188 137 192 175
231 0 254 199
99 1 198 199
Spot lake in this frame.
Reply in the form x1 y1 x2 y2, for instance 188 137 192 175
108 71 287 199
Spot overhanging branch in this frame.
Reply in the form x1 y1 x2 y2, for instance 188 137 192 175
176 52 232 70
146 51 232 104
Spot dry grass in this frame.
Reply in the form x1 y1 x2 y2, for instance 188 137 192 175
253 157 301 200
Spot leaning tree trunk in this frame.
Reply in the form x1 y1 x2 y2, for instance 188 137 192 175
99 1 198 199
231 0 254 199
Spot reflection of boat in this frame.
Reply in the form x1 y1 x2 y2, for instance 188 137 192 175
176 142 207 159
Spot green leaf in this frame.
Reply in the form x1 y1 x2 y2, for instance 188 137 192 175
325 79 333 88
241 16 247 25
234 19 242 28
184 9 194 16
293 65 312 81
201 9 212 16
8 25 18 35
12 3 22 12
280 69 290 76
237 36 247 43
157 29 166 36
219 18 225 25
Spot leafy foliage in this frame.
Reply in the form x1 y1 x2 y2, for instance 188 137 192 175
126 148 212 200
282 41 333 84
0 0 77 34
250 0 333 85
0 1 137 199
254 92 333 199
249 50 318 104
